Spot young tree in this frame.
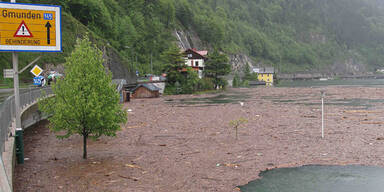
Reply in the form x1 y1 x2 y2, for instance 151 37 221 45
40 37 127 159
204 49 231 89
243 64 253 81
182 67 200 94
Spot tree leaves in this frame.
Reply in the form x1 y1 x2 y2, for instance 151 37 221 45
204 50 231 89
39 37 127 158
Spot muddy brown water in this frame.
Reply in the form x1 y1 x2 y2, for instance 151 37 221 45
276 78 384 88
13 83 384 191
240 79 384 191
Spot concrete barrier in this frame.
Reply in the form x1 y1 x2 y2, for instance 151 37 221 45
0 94 53 191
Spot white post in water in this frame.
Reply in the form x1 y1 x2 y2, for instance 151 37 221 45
321 90 325 138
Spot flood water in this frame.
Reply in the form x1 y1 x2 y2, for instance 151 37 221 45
241 79 384 191
239 165 384 192
276 78 384 88
166 79 384 107
274 78 384 109
165 90 251 106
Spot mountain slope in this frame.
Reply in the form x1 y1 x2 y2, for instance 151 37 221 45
3 0 384 80
0 3 134 82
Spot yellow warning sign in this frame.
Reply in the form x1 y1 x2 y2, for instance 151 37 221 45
30 65 43 77
0 3 61 52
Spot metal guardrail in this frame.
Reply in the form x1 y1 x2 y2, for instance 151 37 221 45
0 87 52 157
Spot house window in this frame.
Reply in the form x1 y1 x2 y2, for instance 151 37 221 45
188 54 192 58
195 61 199 67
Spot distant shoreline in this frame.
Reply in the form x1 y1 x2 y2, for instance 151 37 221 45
277 73 384 80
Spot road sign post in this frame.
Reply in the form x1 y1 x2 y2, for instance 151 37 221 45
0 1 61 166
7 0 23 168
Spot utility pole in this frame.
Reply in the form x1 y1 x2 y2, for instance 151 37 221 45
1 0 61 165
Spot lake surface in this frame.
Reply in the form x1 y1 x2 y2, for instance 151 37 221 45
276 78 384 88
239 165 384 192
165 90 251 106
165 79 384 107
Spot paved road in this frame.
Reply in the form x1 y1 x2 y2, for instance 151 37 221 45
0 88 14 93
0 89 14 103
0 88 35 103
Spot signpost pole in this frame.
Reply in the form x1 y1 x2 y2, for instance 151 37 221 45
12 53 21 130
13 52 24 164
10 0 24 164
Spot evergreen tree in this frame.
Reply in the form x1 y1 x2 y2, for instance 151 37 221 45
204 50 231 89
39 37 127 159
161 45 186 86
243 64 253 81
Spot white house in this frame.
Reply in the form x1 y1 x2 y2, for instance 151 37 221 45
184 48 208 78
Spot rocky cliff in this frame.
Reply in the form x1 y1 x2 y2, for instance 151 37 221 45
102 46 137 84
174 29 255 74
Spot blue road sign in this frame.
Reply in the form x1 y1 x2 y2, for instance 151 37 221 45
33 76 44 86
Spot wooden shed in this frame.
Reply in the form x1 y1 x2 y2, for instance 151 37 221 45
131 83 160 98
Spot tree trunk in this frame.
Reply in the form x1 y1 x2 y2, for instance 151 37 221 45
83 133 87 159
236 126 238 140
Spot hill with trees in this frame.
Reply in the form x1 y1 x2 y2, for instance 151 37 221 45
2 0 384 83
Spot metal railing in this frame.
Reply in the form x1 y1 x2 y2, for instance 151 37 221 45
0 87 52 156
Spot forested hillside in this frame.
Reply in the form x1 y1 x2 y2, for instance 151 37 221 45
2 0 384 81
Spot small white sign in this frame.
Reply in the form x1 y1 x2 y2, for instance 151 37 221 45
30 65 43 77
3 69 13 78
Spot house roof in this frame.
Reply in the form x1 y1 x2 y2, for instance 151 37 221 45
259 67 275 74
112 79 127 93
196 50 208 56
132 83 160 92
181 67 199 72
184 48 208 58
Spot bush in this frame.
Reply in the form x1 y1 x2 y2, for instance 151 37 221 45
241 80 250 87
233 74 241 88
197 78 215 91
217 78 228 90
164 85 177 95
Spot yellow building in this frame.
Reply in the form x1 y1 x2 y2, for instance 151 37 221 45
257 67 275 86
